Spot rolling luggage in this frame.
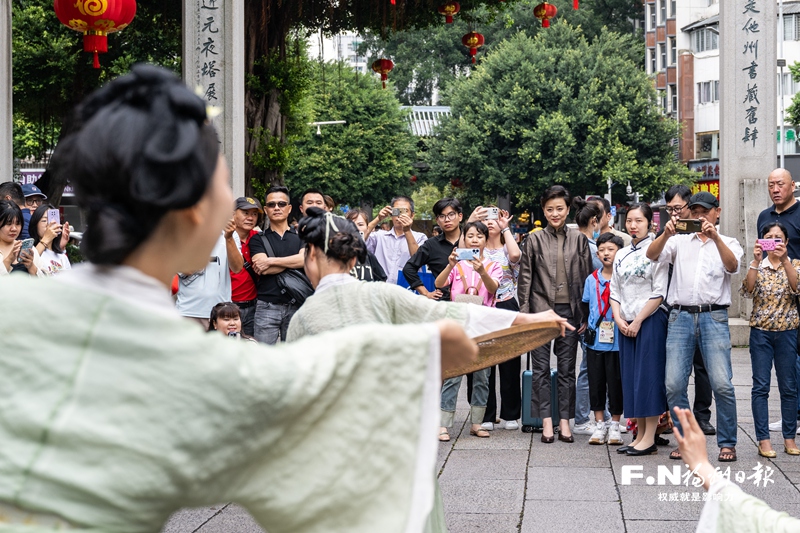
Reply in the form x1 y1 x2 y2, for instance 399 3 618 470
521 352 559 433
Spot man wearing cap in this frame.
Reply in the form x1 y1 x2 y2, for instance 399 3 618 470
21 184 47 240
647 191 743 462
229 197 263 337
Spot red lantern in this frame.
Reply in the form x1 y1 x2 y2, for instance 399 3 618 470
574 0 579 9
371 59 395 89
437 1 461 24
54 0 137 69
461 32 485 64
534 2 558 28
410 175 418 184
450 179 464 188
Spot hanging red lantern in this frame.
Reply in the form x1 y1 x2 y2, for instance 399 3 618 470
410 175 418 184
461 32 485 64
371 58 395 89
534 2 558 28
437 1 461 24
450 178 464 188
54 0 137 69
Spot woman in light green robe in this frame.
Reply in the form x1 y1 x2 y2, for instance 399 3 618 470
286 208 572 533
0 66 479 533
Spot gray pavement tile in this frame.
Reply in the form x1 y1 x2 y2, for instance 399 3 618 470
193 504 264 533
527 442 613 468
161 506 227 533
520 501 623 533
624 519 698 533
441 479 525 514
444 512 519 532
618 485 704 521
452 428 532 450
439 449 529 481
526 466 618 502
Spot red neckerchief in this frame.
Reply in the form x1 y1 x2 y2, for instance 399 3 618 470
593 270 611 319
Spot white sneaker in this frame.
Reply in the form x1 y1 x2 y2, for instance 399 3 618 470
480 422 494 431
619 419 628 433
573 420 596 435
769 420 782 432
589 421 608 445
607 422 624 445
504 420 519 430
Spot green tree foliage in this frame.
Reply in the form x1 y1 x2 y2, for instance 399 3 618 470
283 62 417 208
425 23 693 205
359 0 643 105
12 0 181 161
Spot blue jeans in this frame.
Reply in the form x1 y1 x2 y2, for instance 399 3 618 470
665 309 738 448
254 301 298 345
441 368 490 427
576 343 611 424
750 328 798 441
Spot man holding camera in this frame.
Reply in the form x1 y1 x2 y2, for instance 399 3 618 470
646 191 743 462
758 168 800 433
366 196 427 285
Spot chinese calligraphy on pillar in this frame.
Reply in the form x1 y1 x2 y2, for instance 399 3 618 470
192 0 223 116
740 0 764 152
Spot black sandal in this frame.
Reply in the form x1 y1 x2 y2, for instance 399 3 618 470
718 447 737 462
669 448 682 460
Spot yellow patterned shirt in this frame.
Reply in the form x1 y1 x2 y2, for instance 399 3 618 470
740 258 800 331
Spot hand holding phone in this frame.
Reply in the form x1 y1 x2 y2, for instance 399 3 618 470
47 208 60 226
486 207 499 220
675 219 703 234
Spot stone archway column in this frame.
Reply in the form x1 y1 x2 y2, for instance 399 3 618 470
1 0 12 184
182 0 245 198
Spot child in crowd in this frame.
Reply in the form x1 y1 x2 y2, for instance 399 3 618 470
208 302 257 342
435 221 503 438
582 232 625 445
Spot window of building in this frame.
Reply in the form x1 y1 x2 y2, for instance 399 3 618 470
785 14 800 40
659 0 666 23
669 84 678 114
647 4 656 30
696 132 719 159
659 90 667 114
779 72 800 96
691 26 719 53
670 0 676 17
649 48 657 74
669 37 677 65
659 43 666 70
697 81 719 104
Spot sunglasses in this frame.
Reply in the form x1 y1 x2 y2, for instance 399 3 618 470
266 201 289 209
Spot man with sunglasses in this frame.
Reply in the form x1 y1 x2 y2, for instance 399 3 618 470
250 186 307 344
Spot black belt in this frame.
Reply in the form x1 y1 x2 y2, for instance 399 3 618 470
673 304 728 314
233 299 257 309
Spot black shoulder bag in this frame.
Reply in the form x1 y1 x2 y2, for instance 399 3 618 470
258 234 314 306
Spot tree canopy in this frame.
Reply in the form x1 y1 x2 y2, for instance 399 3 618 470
424 22 693 205
283 62 417 209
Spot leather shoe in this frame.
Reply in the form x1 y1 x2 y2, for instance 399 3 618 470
558 433 574 443
541 434 555 444
616 445 633 454
697 420 716 435
626 444 658 456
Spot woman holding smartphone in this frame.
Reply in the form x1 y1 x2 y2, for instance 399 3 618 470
741 222 800 457
0 199 23 275
20 204 72 277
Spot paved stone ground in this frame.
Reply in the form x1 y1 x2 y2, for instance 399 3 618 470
162 347 800 532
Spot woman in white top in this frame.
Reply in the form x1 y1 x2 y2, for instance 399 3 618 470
21 204 72 277
610 203 669 456
0 200 23 275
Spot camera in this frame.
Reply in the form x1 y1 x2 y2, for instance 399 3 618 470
486 207 499 220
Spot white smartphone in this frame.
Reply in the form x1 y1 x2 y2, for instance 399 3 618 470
455 248 480 261
47 208 60 225
486 207 499 220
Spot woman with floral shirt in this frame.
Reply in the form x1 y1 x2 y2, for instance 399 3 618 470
741 221 800 458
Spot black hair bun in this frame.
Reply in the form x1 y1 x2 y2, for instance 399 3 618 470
298 207 367 264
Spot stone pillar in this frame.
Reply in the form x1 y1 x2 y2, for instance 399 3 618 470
182 0 245 198
1 0 12 184
719 0 776 319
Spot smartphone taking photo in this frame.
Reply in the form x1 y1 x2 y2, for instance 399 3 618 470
47 208 60 226
675 219 703 234
757 238 782 251
455 248 480 261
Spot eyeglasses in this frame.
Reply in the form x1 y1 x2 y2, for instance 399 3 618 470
266 201 289 209
665 204 687 214
25 197 43 207
436 212 459 221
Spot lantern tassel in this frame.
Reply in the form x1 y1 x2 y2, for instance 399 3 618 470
543 19 550 28
446 15 453 23
93 50 100 69
573 0 578 9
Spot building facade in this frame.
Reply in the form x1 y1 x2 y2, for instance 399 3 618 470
646 0 800 187
308 31 368 73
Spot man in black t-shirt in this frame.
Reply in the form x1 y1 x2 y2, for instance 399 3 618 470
250 185 307 344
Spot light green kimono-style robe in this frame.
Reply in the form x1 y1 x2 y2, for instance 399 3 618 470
697 479 800 533
0 271 442 533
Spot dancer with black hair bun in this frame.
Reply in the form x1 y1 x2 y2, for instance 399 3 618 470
0 65 482 533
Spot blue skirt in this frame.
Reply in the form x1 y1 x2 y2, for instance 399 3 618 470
619 308 668 418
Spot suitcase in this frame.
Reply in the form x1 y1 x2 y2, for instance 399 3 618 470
521 352 560 433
